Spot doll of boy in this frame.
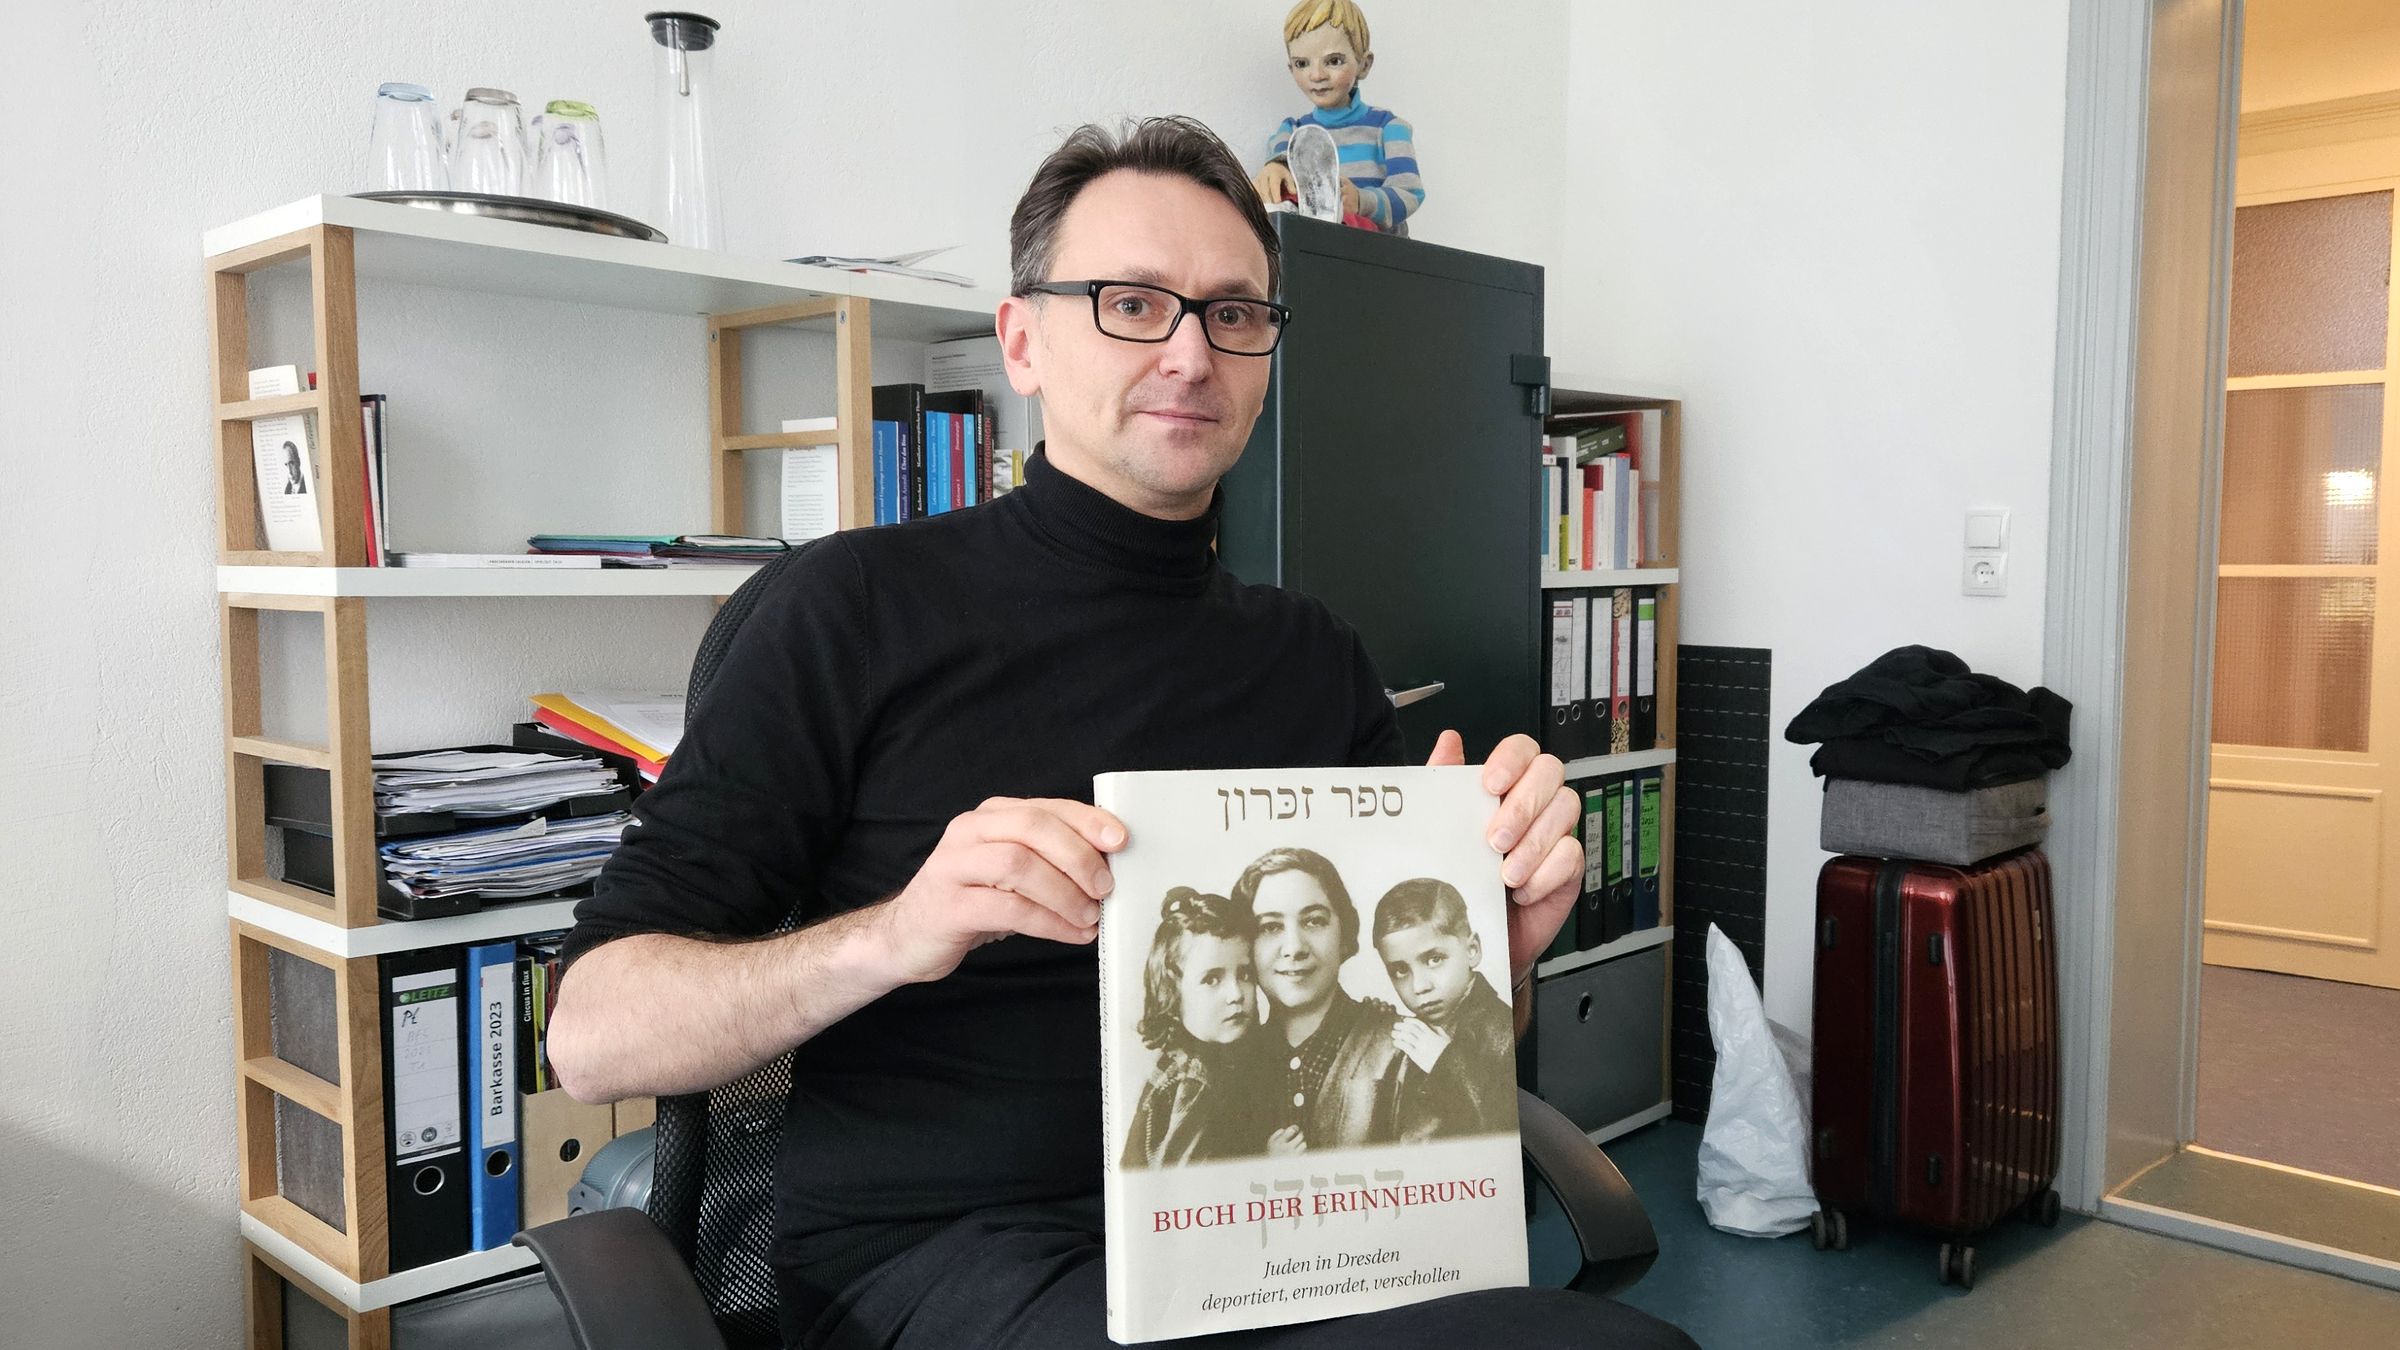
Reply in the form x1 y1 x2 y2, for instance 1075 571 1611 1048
1251 0 1426 235
1373 877 1515 1138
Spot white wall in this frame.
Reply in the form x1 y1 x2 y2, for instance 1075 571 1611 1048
0 2 1567 1344
1549 2 2073 1032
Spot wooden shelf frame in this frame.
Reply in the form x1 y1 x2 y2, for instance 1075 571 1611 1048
707 293 877 537
247 1240 391 1350
211 225 370 568
205 200 952 1343
1540 384 1684 1116
222 590 377 928
231 919 392 1295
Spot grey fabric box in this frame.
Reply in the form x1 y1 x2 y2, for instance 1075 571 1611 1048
1819 777 2048 865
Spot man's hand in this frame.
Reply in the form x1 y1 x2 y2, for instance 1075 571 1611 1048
1254 161 1296 205
1391 1017 1452 1074
874 797 1125 986
1426 730 1579 985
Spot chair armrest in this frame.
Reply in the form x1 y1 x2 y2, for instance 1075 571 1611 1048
1516 1088 1659 1297
514 1208 729 1350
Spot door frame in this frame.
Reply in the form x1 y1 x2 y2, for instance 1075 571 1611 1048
2046 0 2237 1209
2054 0 2400 1288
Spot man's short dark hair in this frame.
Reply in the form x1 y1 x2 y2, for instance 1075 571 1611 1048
1008 116 1282 299
1229 846 1359 962
1372 877 1473 945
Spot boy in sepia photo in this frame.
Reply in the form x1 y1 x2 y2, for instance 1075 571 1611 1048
1375 878 1516 1138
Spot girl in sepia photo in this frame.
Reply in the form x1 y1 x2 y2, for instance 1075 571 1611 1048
1121 887 1284 1168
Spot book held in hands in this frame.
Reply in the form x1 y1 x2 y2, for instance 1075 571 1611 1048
1093 765 1528 1344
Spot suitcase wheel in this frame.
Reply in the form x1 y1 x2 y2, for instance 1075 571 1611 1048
1810 1209 1850 1252
2027 1189 2061 1229
1938 1242 1978 1290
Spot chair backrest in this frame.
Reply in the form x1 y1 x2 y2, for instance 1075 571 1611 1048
648 545 815 1350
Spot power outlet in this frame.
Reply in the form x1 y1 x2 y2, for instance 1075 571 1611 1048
1963 552 2008 597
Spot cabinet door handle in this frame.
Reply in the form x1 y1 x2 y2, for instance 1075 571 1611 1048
1387 682 1446 708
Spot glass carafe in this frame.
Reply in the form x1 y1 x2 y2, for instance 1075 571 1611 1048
648 11 724 249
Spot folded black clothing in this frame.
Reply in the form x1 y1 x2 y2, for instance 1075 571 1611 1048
1785 645 2073 777
1809 737 2053 791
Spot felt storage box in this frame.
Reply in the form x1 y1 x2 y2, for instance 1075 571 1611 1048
1818 777 2048 866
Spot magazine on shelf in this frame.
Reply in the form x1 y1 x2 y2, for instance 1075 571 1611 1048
1093 765 1527 1343
246 365 323 552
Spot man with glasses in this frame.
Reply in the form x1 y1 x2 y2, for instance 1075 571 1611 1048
548 117 1696 1350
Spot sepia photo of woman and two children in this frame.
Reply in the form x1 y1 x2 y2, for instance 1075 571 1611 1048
1122 845 1518 1170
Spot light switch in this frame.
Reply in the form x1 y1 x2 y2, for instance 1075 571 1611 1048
1965 509 2009 551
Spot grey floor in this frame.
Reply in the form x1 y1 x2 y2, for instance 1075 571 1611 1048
2197 963 2400 1192
1542 1118 2400 1350
2117 1146 2400 1267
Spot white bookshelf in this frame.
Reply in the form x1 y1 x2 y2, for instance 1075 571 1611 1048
205 195 1000 344
1541 567 1679 590
228 891 583 960
241 1212 538 1314
1535 922 1673 980
217 564 764 599
1562 747 1678 779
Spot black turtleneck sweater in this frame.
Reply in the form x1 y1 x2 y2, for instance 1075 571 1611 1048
562 451 1405 1322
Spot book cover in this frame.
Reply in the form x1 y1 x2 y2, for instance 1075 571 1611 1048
1094 765 1528 1344
247 365 323 553
870 383 924 521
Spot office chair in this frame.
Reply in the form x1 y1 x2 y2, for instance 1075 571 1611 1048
517 546 1662 1350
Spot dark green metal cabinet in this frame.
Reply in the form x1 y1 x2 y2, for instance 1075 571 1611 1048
1219 215 1545 761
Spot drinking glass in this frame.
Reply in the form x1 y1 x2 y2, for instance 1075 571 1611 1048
532 100 608 208
366 83 445 192
450 87 527 196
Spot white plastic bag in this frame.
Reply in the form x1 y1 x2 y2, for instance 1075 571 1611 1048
1696 923 1818 1236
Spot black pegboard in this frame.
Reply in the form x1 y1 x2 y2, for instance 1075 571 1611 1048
1671 646 1771 1123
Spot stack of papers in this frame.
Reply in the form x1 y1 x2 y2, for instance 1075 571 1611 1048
530 692 684 782
784 246 974 288
380 812 632 902
372 749 625 817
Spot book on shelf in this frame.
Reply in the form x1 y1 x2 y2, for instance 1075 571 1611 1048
514 534 789 566
246 365 323 553
1559 764 1667 956
526 534 679 555
1541 585 1664 763
1546 410 1665 568
368 932 647 1265
393 552 605 569
1093 765 1527 1343
781 416 840 543
870 382 1001 524
927 334 1039 500
361 393 391 566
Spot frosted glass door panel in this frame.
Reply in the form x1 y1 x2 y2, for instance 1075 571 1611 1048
2212 577 2375 752
2228 192 2392 378
2218 384 2383 565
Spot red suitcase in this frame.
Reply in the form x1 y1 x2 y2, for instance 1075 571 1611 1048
1808 848 2062 1288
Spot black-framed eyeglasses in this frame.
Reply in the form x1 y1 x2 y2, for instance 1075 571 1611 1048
1021 280 1292 356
